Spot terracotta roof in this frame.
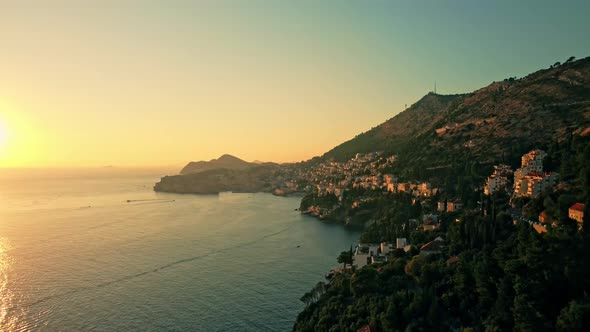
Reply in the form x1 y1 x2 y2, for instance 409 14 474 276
570 203 585 212
357 325 371 332
533 223 547 234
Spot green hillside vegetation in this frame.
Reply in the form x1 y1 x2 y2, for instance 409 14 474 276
294 57 590 331
294 135 590 330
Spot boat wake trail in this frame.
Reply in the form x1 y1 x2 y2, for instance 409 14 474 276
27 223 296 308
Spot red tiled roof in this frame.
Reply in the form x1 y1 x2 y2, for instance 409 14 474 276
570 203 585 212
357 326 371 332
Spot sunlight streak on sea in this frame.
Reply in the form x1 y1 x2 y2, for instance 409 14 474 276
0 169 358 331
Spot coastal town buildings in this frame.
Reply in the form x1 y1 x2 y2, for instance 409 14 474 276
416 182 432 197
513 172 559 197
515 150 546 179
396 238 408 249
569 203 585 229
512 150 559 198
447 200 463 212
352 239 411 269
484 164 513 195
438 200 463 212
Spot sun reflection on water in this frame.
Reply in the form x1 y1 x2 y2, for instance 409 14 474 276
0 238 16 331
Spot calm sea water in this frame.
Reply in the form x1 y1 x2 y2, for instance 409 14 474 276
0 169 359 331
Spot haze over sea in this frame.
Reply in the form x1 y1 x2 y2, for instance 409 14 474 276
0 168 359 331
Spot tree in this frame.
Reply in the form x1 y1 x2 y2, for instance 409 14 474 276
337 248 353 269
556 301 590 331
565 56 576 63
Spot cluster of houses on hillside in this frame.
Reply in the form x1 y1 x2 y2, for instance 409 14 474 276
480 149 587 233
516 202 585 234
350 236 447 270
288 152 443 215
513 150 559 197
483 150 559 198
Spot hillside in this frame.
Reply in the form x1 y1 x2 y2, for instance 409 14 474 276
180 154 261 175
323 57 590 173
155 164 281 194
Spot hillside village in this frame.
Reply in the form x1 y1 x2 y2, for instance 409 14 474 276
294 57 590 331
283 145 585 275
295 131 590 331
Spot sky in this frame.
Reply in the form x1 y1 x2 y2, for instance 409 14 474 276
1 0 589 168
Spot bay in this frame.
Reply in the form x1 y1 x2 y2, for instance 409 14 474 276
0 169 359 331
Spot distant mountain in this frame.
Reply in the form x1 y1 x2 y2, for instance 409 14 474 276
155 164 281 194
323 56 590 174
180 154 256 175
159 154 282 193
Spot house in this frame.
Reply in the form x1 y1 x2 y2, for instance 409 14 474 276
352 245 370 269
569 203 585 227
397 183 408 192
380 242 393 255
533 223 548 234
484 174 510 195
484 165 513 195
420 237 445 255
422 214 439 231
396 238 408 249
514 172 559 197
437 201 446 212
383 174 396 184
353 244 381 269
417 182 432 197
386 183 396 192
447 200 463 212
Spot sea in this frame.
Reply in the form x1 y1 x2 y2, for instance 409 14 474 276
0 168 359 331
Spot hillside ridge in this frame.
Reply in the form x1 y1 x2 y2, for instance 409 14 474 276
323 56 590 169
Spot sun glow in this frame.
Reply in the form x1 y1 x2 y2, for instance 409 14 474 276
0 121 7 149
0 101 46 168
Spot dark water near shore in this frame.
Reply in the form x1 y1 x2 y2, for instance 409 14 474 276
0 169 359 331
